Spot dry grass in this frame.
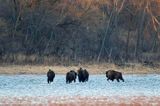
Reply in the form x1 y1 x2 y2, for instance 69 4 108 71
0 96 160 106
0 63 159 74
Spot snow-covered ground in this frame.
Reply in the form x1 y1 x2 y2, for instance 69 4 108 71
0 74 160 97
0 74 160 105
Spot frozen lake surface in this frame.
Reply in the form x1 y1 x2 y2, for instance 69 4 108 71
0 74 160 97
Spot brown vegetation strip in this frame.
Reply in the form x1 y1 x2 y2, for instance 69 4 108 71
0 63 159 74
0 96 160 106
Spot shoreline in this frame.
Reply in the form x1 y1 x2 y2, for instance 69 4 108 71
0 63 159 75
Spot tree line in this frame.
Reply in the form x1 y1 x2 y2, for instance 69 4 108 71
0 0 160 64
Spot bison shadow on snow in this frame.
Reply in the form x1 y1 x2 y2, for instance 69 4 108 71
106 70 124 82
66 70 77 84
47 69 55 84
77 67 89 82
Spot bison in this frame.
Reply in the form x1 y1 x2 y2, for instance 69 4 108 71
106 70 124 82
66 70 77 84
77 67 89 82
47 69 55 84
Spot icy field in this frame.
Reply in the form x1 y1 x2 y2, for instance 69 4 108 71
0 74 160 97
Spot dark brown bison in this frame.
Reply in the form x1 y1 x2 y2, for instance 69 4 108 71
66 70 77 84
106 70 124 82
77 67 89 82
47 69 55 84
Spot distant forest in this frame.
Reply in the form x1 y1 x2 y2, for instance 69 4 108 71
0 0 160 64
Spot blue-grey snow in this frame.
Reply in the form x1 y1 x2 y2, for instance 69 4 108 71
0 74 160 97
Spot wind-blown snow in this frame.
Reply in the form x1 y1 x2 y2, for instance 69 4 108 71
0 74 160 97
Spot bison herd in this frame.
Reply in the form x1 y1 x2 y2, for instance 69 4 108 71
47 67 124 84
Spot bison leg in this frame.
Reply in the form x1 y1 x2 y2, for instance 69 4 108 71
119 75 124 82
116 79 120 82
50 78 53 82
47 78 50 84
121 77 124 82
66 79 69 84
